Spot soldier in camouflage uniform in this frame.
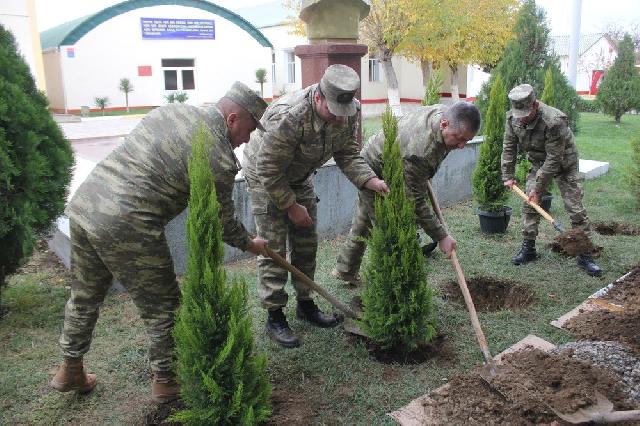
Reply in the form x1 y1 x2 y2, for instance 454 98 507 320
502 84 602 276
49 82 269 402
332 102 481 285
243 64 389 348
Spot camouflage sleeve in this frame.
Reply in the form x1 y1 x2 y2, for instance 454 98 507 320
256 111 302 210
213 168 251 251
404 156 448 242
534 120 568 193
501 116 518 181
333 119 376 188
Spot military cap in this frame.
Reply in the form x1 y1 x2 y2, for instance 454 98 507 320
223 81 268 131
319 64 360 117
508 84 537 119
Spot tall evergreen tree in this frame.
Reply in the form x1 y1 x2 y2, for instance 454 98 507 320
0 24 73 307
171 124 271 425
596 34 640 123
361 108 436 351
472 74 509 212
540 67 555 106
476 0 580 132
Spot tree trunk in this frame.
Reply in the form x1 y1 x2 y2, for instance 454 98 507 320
381 54 402 117
420 60 432 89
450 64 460 101
125 93 129 113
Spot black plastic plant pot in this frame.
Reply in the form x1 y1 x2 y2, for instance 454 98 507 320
475 206 513 234
539 194 553 213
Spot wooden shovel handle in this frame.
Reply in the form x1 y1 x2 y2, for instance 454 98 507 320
510 184 555 224
264 246 359 319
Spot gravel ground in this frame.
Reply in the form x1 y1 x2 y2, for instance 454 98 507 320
553 341 640 403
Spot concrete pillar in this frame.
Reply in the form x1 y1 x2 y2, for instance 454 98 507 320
294 44 368 144
568 0 582 88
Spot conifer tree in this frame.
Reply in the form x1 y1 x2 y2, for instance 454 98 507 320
171 124 271 425
361 108 436 351
540 67 555 106
472 74 508 212
0 24 73 308
476 0 580 132
596 34 640 123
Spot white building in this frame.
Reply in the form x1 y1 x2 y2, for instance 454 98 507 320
39 0 486 115
0 0 46 91
550 33 618 95
40 1 273 113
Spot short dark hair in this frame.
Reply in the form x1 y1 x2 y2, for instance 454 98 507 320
444 101 481 133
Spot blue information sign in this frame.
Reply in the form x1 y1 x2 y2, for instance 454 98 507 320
141 18 215 40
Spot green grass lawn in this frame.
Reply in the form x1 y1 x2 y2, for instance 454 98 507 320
1 112 638 425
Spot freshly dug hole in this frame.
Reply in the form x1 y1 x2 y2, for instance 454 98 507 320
442 277 536 312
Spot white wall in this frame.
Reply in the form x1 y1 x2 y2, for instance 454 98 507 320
260 25 304 96
56 5 271 110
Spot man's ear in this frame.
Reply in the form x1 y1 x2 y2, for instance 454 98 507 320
440 118 449 131
226 112 237 127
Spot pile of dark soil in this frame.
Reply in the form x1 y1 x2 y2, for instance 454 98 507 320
442 277 536 312
422 348 636 424
602 266 640 306
549 229 595 256
593 222 640 236
565 308 640 356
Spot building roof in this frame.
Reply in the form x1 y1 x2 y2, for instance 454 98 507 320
550 33 614 57
40 0 272 50
233 1 291 29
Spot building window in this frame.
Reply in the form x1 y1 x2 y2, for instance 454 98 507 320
286 51 295 84
271 51 276 85
369 57 381 82
162 58 195 91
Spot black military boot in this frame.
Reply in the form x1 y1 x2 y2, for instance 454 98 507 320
266 308 300 348
296 300 340 328
512 239 537 265
577 253 603 277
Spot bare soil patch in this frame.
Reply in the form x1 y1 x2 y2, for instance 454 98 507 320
593 221 640 236
565 308 640 356
423 348 637 425
442 277 536 312
602 266 640 306
144 400 184 425
346 296 456 364
549 228 595 256
266 376 324 425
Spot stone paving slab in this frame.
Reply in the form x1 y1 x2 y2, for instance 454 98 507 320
551 270 634 329
579 159 609 180
58 116 142 140
388 334 556 425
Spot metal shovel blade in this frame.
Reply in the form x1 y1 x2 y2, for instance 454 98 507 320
548 391 640 424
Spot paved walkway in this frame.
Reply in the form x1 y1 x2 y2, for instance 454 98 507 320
57 115 143 141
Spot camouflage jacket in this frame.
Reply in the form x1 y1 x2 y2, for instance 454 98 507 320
502 101 579 194
242 84 376 210
362 105 448 242
66 104 251 251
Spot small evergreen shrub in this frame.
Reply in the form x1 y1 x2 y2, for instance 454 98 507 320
627 136 640 209
515 156 531 186
94 96 109 115
472 75 509 212
421 69 443 106
577 98 600 113
0 24 73 304
171 124 271 425
596 34 640 123
361 107 436 351
540 67 555 106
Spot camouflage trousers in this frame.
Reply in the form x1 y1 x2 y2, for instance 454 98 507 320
522 162 590 240
60 220 180 373
335 188 376 277
246 179 317 310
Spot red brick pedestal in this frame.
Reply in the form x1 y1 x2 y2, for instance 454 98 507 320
294 43 368 144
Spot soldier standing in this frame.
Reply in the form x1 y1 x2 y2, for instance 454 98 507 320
49 82 269 402
243 64 389 348
502 84 602 276
332 102 481 286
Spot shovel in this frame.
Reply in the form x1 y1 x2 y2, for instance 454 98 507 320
426 180 498 376
264 246 360 320
549 391 640 424
510 184 566 232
